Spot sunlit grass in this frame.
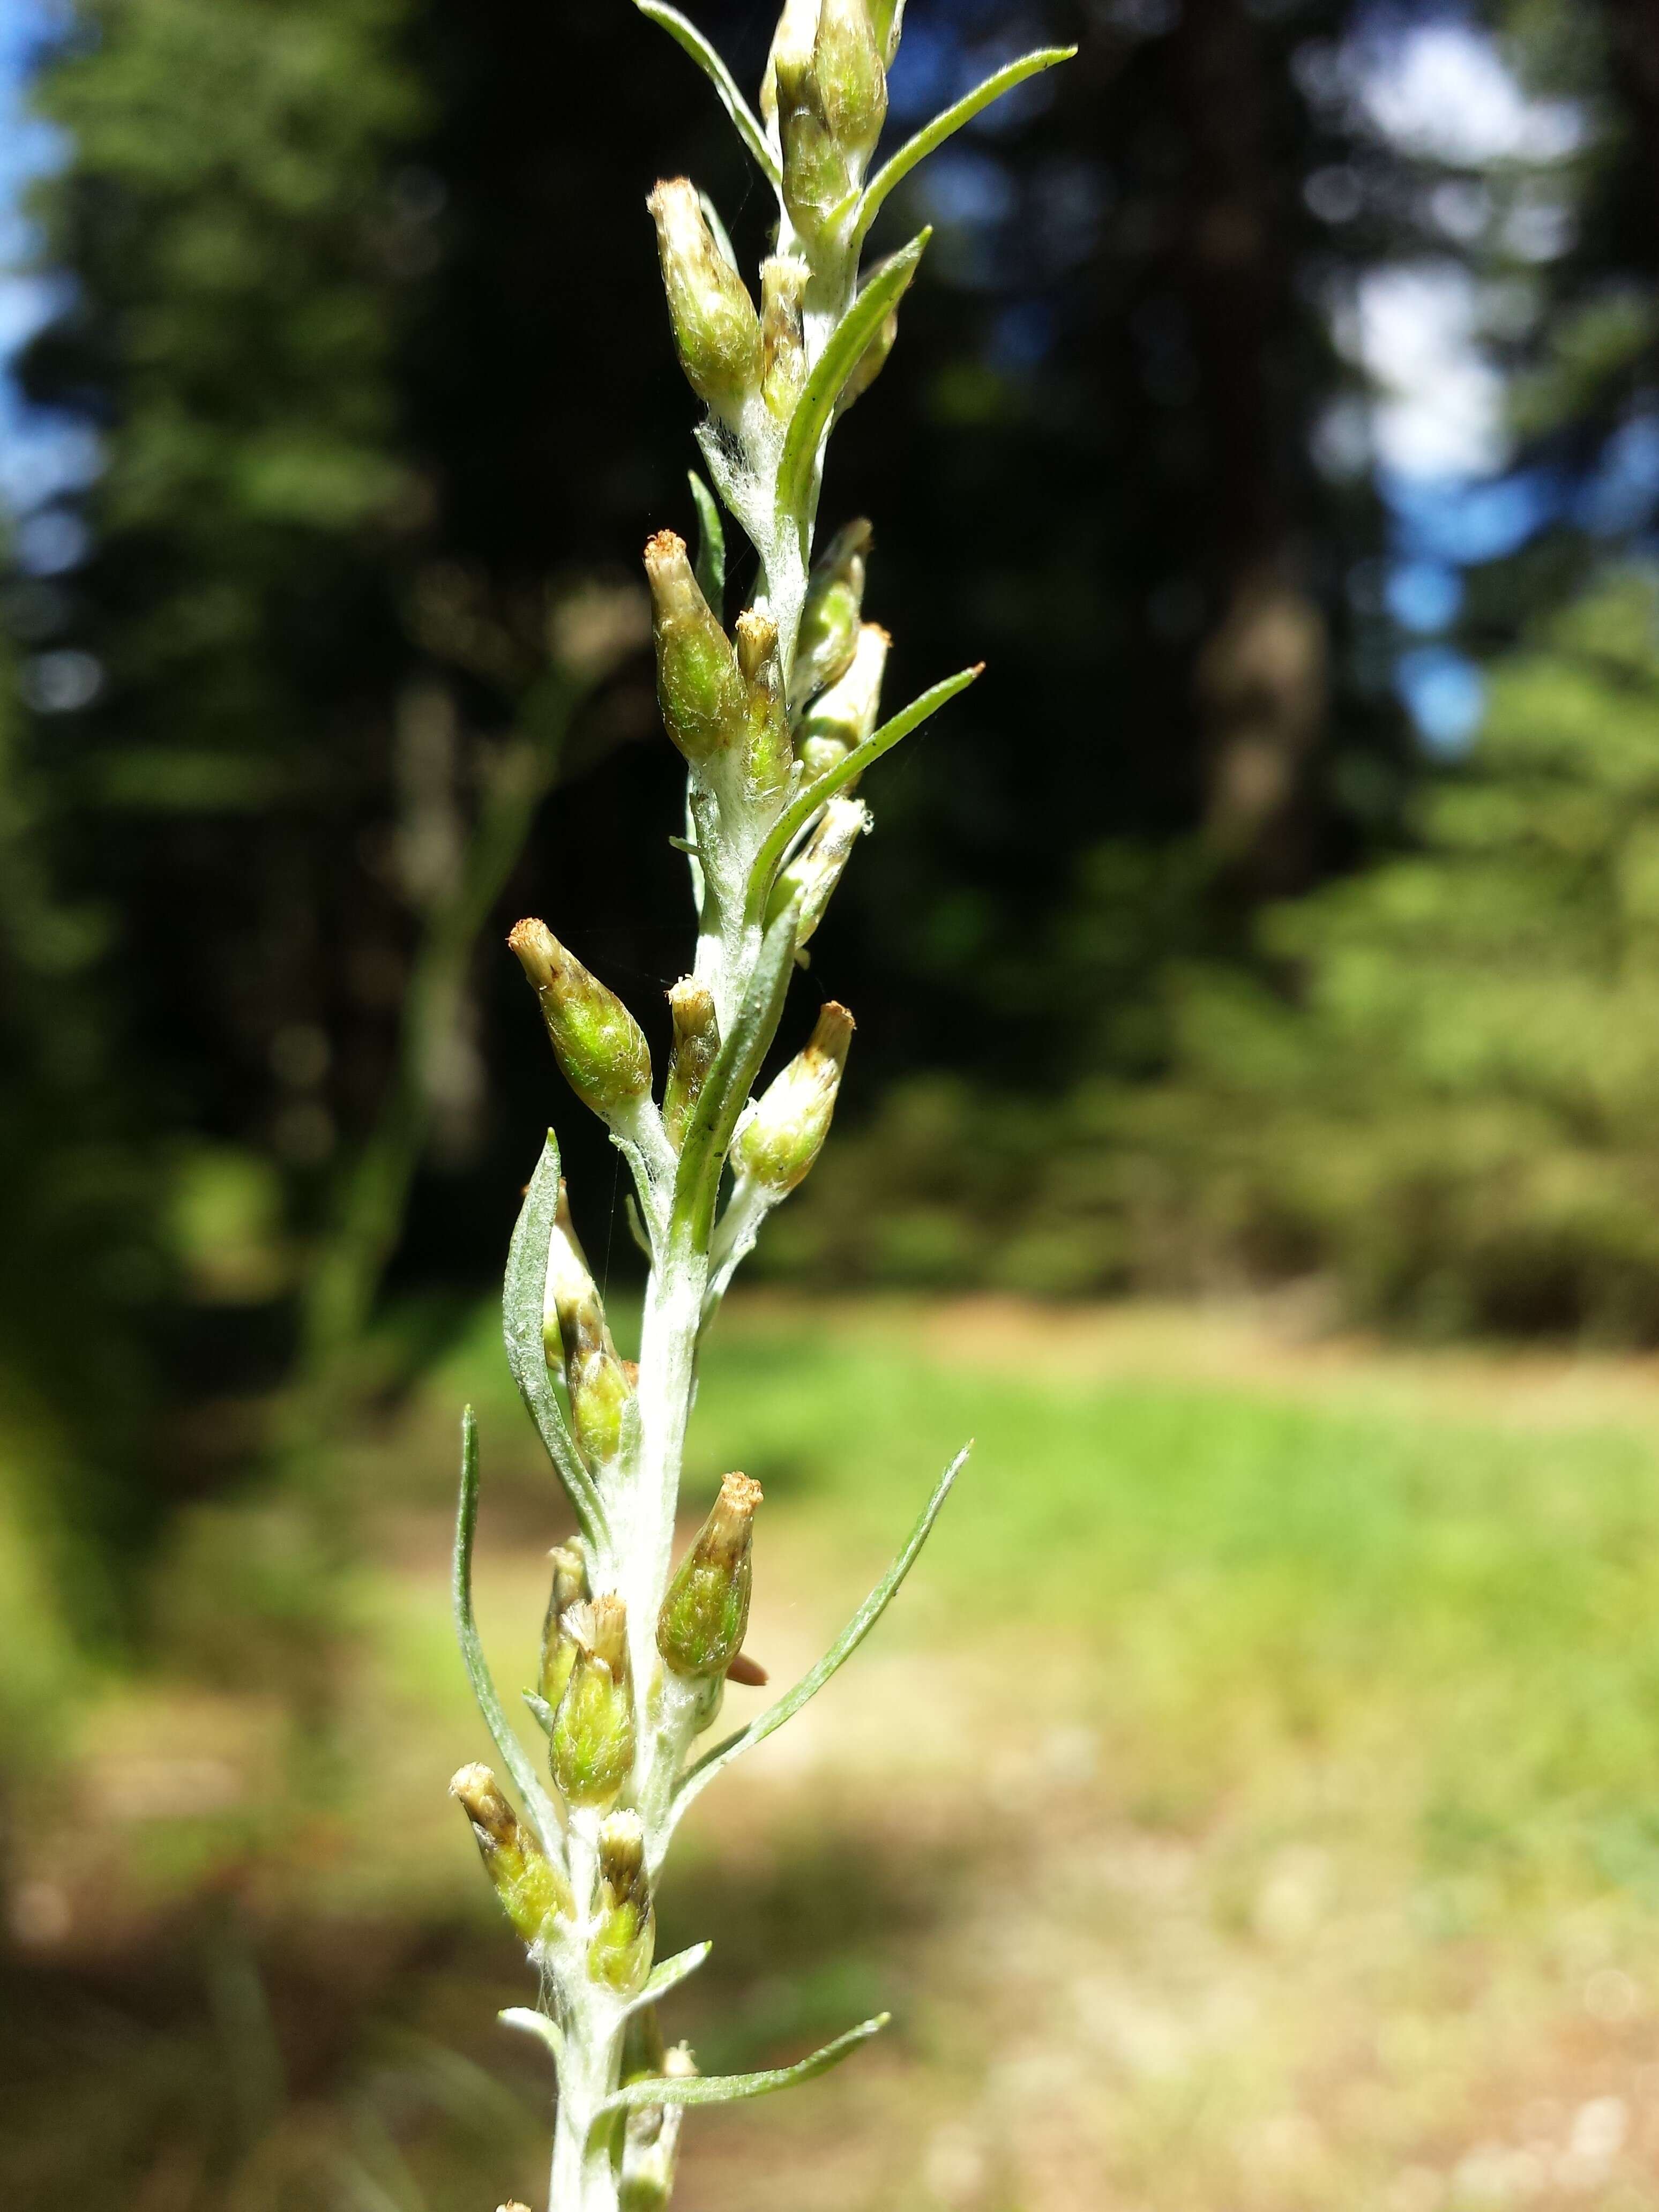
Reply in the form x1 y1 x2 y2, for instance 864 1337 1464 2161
20 1295 1659 2209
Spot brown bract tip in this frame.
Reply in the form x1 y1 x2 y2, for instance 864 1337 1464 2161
507 916 559 987
808 1002 856 1065
645 528 686 564
726 1650 770 1687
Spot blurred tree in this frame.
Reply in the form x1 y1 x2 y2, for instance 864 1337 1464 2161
2 0 1431 1623
783 569 1659 1337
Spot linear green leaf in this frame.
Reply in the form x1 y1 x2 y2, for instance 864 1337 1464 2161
625 1940 712 2017
499 2007 563 2069
671 902 801 1249
453 1408 562 1852
746 666 981 927
634 2 781 186
855 48 1075 247
503 1131 608 1549
688 469 726 623
589 2015 888 2135
776 231 930 534
671 1444 969 1826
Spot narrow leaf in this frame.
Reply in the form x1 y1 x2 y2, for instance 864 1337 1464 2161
856 48 1075 246
523 1689 555 1736
688 470 726 623
671 1444 969 1828
503 1132 608 1549
634 2 781 186
453 1408 563 1851
499 2007 563 2069
625 1940 713 2017
776 233 929 535
671 902 801 1248
590 2015 888 2135
746 666 981 927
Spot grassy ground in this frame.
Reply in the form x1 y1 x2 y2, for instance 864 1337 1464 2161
12 1295 1659 2210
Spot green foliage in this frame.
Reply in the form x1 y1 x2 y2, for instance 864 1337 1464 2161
781 569 1659 1339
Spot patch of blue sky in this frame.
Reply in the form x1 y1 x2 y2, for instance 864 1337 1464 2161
1396 642 1485 757
1383 466 1562 569
1576 413 1659 540
1385 558 1463 634
0 0 86 524
886 2 1065 130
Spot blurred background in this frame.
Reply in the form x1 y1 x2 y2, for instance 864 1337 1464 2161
5 0 1659 2204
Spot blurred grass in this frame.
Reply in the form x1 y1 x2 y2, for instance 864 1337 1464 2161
13 1295 1659 2208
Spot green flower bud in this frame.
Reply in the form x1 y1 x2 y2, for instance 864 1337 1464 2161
645 530 747 768
791 519 871 714
508 918 653 1119
733 1003 853 1195
589 1810 655 1996
646 178 762 423
764 0 887 236
618 2049 694 2212
760 256 810 420
810 0 887 173
540 1180 632 1470
663 977 721 1150
735 608 794 812
797 622 888 779
551 1596 636 1809
657 1471 762 1679
767 797 870 946
450 1763 573 1942
541 1542 589 1710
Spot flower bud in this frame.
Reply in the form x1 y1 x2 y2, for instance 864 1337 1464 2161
618 2054 693 2212
647 178 763 424
767 797 870 946
735 608 794 812
644 530 747 768
663 977 721 1150
797 623 888 779
541 1183 634 1473
541 1543 589 1709
763 2 847 235
450 1763 573 1941
764 0 887 236
657 1471 762 1679
732 1003 853 1195
791 520 871 714
761 256 809 419
589 1810 655 1995
551 1596 636 1809
811 0 887 173
508 919 652 1119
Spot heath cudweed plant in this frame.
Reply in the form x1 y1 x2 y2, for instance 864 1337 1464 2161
449 6 1071 2207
